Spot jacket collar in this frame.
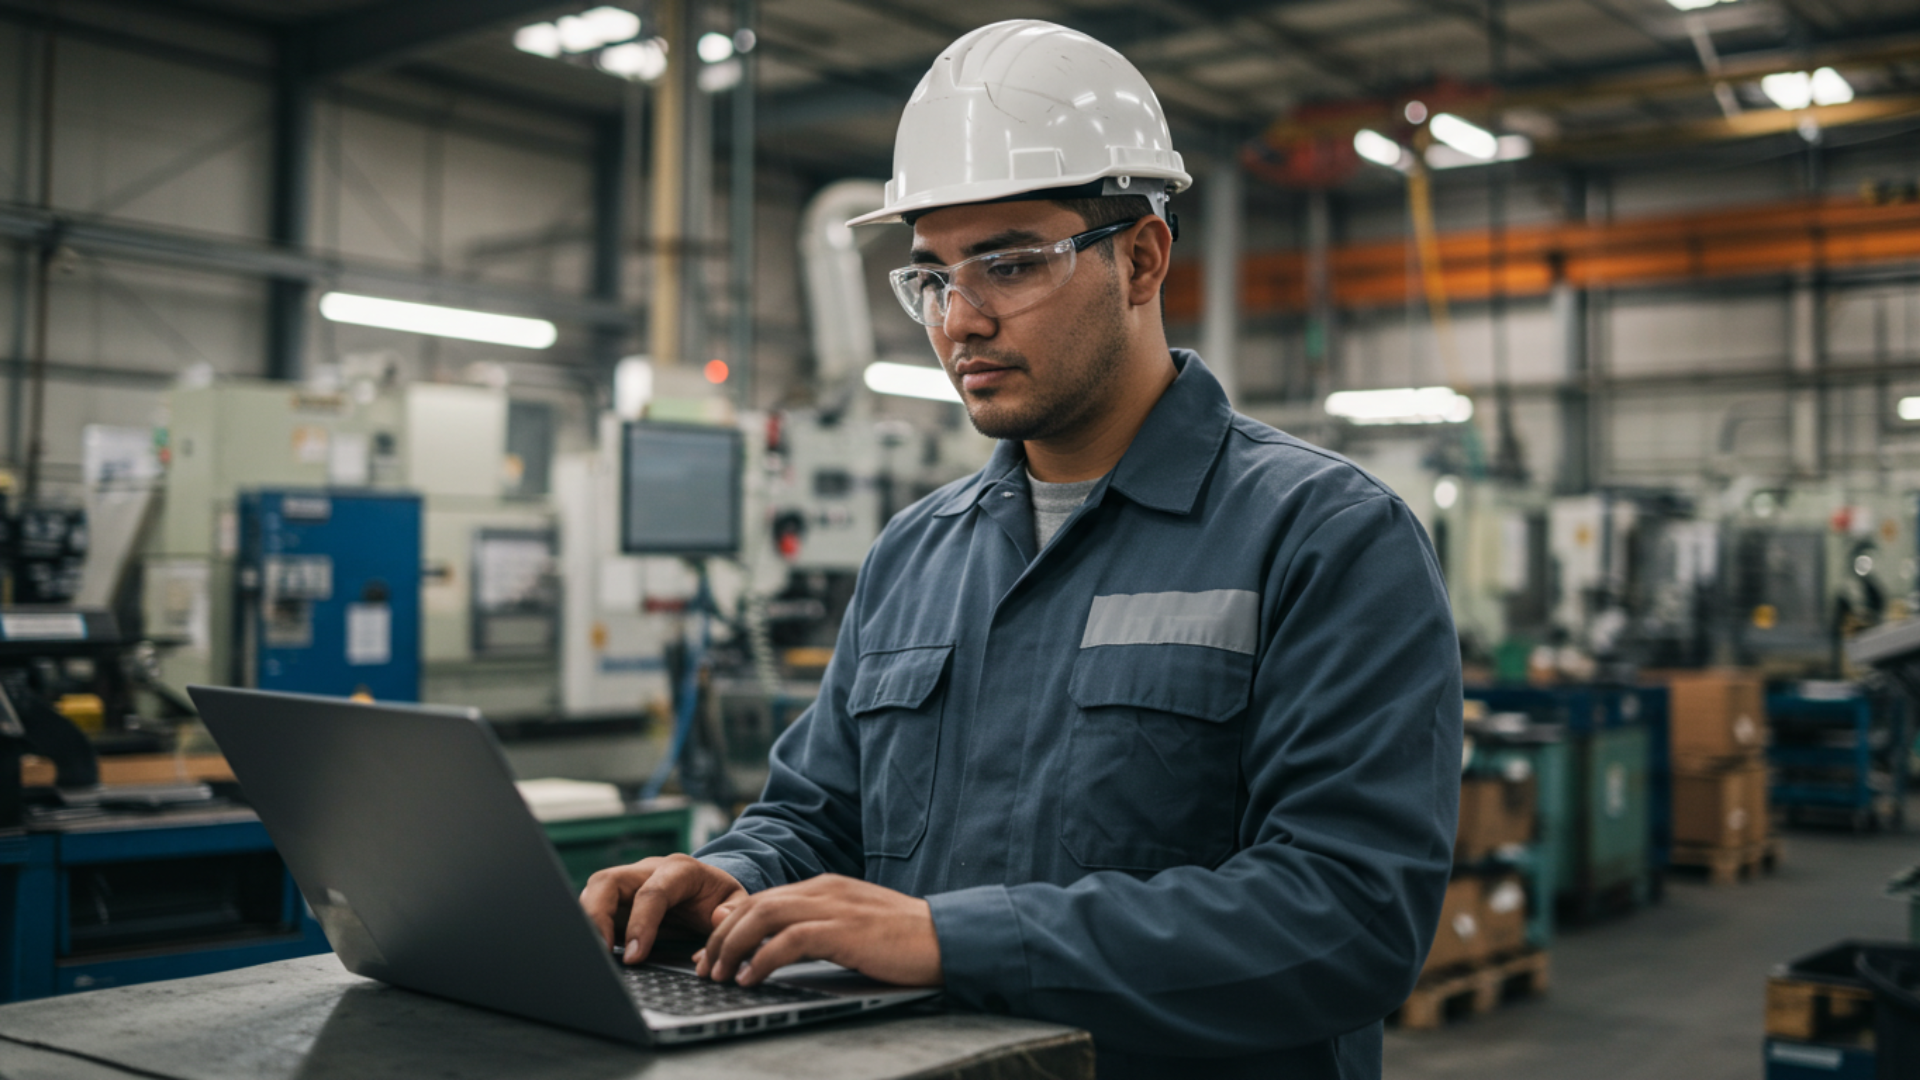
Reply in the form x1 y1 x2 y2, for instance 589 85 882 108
931 349 1232 518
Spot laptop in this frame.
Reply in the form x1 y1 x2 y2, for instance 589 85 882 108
189 685 940 1046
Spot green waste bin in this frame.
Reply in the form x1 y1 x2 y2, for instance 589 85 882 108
543 805 696 891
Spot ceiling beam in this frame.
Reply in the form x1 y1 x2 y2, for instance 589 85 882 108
758 0 1312 133
303 0 566 77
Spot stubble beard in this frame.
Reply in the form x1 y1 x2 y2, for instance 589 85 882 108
954 273 1129 442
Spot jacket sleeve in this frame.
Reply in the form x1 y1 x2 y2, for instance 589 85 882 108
925 493 1462 1057
693 583 867 894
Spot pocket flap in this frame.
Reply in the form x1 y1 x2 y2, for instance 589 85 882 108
1069 644 1253 723
849 645 953 716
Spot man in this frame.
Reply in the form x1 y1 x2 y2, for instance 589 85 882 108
582 20 1462 1079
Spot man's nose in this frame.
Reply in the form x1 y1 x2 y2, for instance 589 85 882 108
939 287 997 343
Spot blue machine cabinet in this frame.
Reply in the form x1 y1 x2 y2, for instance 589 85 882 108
3 811 329 1001
238 490 422 702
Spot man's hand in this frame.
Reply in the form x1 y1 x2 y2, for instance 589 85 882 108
580 854 748 964
694 874 943 988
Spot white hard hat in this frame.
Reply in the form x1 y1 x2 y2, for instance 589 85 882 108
846 20 1191 229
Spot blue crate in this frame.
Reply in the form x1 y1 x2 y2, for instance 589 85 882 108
1768 691 1909 828
1765 1039 1875 1079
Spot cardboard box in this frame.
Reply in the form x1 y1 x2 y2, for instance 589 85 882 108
1745 758 1772 843
1479 874 1529 958
1422 877 1486 976
1454 776 1537 863
1668 670 1768 759
1673 761 1769 847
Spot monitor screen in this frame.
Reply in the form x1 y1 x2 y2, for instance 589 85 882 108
619 422 743 556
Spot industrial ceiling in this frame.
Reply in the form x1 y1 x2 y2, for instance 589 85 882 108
8 0 1920 180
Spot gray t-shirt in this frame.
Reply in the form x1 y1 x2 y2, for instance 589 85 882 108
1027 470 1102 550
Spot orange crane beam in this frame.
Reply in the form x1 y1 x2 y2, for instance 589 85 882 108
1165 193 1920 321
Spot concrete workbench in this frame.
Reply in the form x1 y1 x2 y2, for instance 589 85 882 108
0 955 1093 1080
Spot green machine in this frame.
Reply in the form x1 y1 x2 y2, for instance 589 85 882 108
542 804 696 891
1468 686 1665 925
1564 725 1653 911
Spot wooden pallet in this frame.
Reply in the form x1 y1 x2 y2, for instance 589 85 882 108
1393 949 1552 1030
1766 974 1874 1042
1670 837 1781 885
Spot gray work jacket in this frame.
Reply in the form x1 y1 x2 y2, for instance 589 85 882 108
698 350 1462 1079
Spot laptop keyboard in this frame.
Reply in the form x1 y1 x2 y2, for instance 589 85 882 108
620 965 834 1016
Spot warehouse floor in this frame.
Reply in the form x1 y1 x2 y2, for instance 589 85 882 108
1385 810 1917 1080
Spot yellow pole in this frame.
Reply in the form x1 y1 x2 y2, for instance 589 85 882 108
649 0 689 367
1405 161 1468 394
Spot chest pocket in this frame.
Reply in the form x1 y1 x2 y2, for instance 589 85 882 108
848 644 953 860
1062 643 1252 873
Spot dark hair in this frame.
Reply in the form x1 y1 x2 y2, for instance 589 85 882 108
1050 195 1154 262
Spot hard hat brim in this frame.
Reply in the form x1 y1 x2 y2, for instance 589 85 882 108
846 166 1192 229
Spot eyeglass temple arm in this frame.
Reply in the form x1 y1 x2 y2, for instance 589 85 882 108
1069 218 1144 252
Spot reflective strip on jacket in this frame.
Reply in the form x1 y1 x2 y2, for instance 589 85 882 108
697 349 1463 1080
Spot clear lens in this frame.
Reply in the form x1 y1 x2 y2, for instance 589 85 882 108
888 241 1077 327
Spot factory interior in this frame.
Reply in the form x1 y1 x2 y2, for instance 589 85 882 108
3 0 1920 1078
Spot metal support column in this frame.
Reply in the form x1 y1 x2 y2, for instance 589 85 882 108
590 112 630 383
1552 277 1590 493
1554 170 1592 494
1303 189 1332 402
728 0 756 406
1790 272 1824 477
21 23 55 502
7 22 37 470
266 34 312 383
1201 160 1241 404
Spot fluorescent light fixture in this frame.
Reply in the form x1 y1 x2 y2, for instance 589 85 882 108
513 23 562 58
318 292 557 349
698 31 735 63
582 6 641 43
518 8 638 59
1430 113 1499 160
1325 386 1474 425
864 361 961 403
698 58 742 92
598 38 668 81
1666 0 1735 9
1899 396 1920 421
1354 129 1406 169
1760 71 1812 111
1427 134 1532 169
1811 66 1853 106
552 6 639 52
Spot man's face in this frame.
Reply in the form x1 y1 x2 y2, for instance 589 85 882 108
909 202 1132 442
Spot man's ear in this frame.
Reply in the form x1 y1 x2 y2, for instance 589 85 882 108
1120 216 1173 309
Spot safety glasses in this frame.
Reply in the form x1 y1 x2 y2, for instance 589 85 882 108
887 218 1142 327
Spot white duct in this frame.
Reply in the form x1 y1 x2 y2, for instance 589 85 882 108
799 179 889 388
